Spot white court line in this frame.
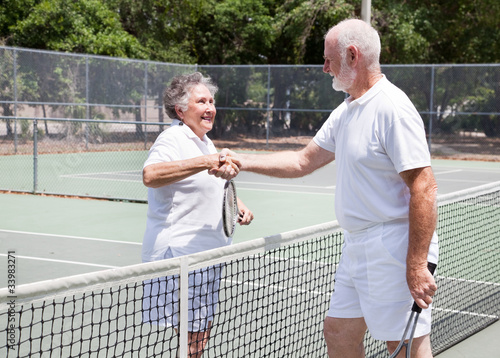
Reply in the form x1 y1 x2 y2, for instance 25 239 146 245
59 172 338 190
434 169 463 175
433 274 500 319
238 187 335 195
0 229 142 246
222 278 331 297
0 253 119 269
60 170 140 177
432 307 499 320
436 274 500 288
60 170 142 183
236 181 336 190
437 178 494 184
60 174 141 184
222 255 337 296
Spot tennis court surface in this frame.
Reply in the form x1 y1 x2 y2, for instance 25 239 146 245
0 159 499 357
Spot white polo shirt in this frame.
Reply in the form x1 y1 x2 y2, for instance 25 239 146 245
142 120 227 262
313 76 432 233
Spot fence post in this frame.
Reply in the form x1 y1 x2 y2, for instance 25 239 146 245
144 62 148 150
33 118 38 194
428 66 435 152
14 49 18 154
85 56 90 151
266 65 271 149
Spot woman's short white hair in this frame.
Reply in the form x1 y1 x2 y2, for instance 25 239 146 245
163 72 218 120
326 19 381 71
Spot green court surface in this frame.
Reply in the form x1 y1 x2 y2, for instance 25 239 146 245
1 158 500 284
2 150 500 203
0 157 499 357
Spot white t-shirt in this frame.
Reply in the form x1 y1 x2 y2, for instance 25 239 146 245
313 76 432 233
142 120 227 262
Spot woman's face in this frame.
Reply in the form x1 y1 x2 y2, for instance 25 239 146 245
177 84 216 138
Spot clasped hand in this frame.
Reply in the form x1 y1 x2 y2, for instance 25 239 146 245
208 148 240 180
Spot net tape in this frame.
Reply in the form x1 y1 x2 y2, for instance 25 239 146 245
1 182 499 357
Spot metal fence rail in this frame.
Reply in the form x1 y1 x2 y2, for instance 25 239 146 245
1 46 499 200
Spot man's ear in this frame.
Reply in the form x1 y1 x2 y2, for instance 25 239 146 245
348 45 359 66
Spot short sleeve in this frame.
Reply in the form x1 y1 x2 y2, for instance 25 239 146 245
143 131 180 168
313 107 344 154
383 116 431 173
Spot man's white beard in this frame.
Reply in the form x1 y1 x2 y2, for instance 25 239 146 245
332 61 356 92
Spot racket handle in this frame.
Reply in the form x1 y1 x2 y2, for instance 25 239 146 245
411 262 437 313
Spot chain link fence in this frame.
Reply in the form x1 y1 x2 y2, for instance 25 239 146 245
1 46 499 200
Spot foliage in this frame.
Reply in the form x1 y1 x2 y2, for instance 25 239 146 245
270 0 354 64
2 0 499 64
194 0 275 64
1 0 499 137
103 0 201 64
374 0 500 64
374 2 434 64
0 0 38 40
7 0 147 59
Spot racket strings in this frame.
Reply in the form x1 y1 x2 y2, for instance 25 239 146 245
223 181 238 237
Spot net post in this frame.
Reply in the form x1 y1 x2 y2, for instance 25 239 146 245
178 256 189 358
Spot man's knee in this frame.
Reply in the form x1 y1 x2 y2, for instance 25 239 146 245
324 316 367 356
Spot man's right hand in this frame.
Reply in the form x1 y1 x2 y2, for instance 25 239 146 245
208 149 240 180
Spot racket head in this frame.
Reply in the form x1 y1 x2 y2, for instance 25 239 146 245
222 180 238 237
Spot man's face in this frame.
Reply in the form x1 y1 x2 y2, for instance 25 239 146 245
323 35 356 93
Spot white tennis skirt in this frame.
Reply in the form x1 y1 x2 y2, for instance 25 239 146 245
142 250 224 332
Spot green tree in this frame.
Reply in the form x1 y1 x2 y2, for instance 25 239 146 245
373 2 433 64
0 48 40 138
8 0 147 59
373 0 500 64
271 0 354 65
0 0 38 40
260 0 353 136
194 0 275 64
4 0 499 65
0 48 18 136
104 0 202 64
423 0 500 63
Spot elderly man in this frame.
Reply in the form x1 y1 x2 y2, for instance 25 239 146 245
214 19 439 357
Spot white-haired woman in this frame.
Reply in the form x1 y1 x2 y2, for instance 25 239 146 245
142 72 253 357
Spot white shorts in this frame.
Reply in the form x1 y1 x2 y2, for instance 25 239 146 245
142 249 223 332
327 220 439 341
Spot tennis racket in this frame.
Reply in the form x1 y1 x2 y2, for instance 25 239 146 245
222 180 241 237
389 262 437 358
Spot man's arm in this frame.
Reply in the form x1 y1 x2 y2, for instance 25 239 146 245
399 166 438 309
220 140 335 178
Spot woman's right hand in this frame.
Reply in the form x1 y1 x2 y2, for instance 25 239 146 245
208 151 239 180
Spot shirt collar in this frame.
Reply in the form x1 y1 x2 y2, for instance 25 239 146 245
171 119 210 144
351 74 387 106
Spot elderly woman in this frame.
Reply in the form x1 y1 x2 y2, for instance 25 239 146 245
142 72 253 357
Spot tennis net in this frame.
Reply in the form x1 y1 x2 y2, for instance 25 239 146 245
1 181 499 357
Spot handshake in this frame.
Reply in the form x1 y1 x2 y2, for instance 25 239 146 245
208 148 241 180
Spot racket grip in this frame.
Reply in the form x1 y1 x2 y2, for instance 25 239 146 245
411 262 437 313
